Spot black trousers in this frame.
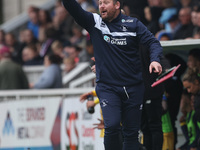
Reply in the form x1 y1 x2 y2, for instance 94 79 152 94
96 82 144 150
141 97 163 150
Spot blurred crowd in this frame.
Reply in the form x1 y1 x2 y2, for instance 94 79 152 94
0 0 199 89
0 0 200 67
0 0 95 66
0 0 97 89
144 0 200 40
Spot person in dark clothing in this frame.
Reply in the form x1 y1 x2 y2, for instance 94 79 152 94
164 53 187 149
173 7 194 39
0 29 5 46
39 27 58 59
62 0 163 149
144 6 163 35
5 33 24 65
140 45 171 150
22 44 43 66
187 48 200 70
20 29 38 50
123 0 148 23
0 45 29 89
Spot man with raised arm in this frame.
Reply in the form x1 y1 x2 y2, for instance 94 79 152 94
62 0 163 149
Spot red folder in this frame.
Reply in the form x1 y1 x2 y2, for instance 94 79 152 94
151 64 181 87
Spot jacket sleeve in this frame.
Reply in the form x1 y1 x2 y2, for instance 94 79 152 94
136 19 163 63
62 0 95 31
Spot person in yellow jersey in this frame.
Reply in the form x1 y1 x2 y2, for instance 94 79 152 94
161 93 174 150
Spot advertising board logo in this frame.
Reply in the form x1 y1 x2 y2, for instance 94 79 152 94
82 125 95 140
18 107 45 122
17 126 45 139
16 107 46 139
2 112 15 136
66 112 79 150
103 35 110 43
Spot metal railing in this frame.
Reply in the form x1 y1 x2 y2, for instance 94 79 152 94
0 87 94 102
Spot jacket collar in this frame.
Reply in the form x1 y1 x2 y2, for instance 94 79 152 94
111 12 122 23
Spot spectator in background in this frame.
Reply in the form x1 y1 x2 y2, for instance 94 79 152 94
79 39 94 62
173 7 194 39
68 45 81 63
22 44 43 66
122 3 131 17
178 89 199 150
180 0 197 8
157 31 173 41
21 29 38 47
144 6 163 35
182 68 200 149
27 5 39 16
39 27 57 59
30 53 63 89
161 93 175 150
158 0 177 32
147 0 162 7
0 29 5 46
187 48 200 70
164 53 187 149
38 9 53 42
63 57 76 73
38 9 52 28
178 89 191 150
19 29 26 44
182 68 200 118
167 15 181 38
5 33 23 64
64 45 82 64
0 45 29 89
193 30 200 39
192 8 200 38
51 40 66 58
52 6 74 42
191 8 198 30
123 0 148 23
55 0 62 7
70 23 86 49
27 8 40 39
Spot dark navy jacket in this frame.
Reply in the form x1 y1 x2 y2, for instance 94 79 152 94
62 0 163 86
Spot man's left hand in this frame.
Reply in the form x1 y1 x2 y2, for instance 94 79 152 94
149 61 162 75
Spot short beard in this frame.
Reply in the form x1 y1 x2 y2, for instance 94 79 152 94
102 9 117 22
